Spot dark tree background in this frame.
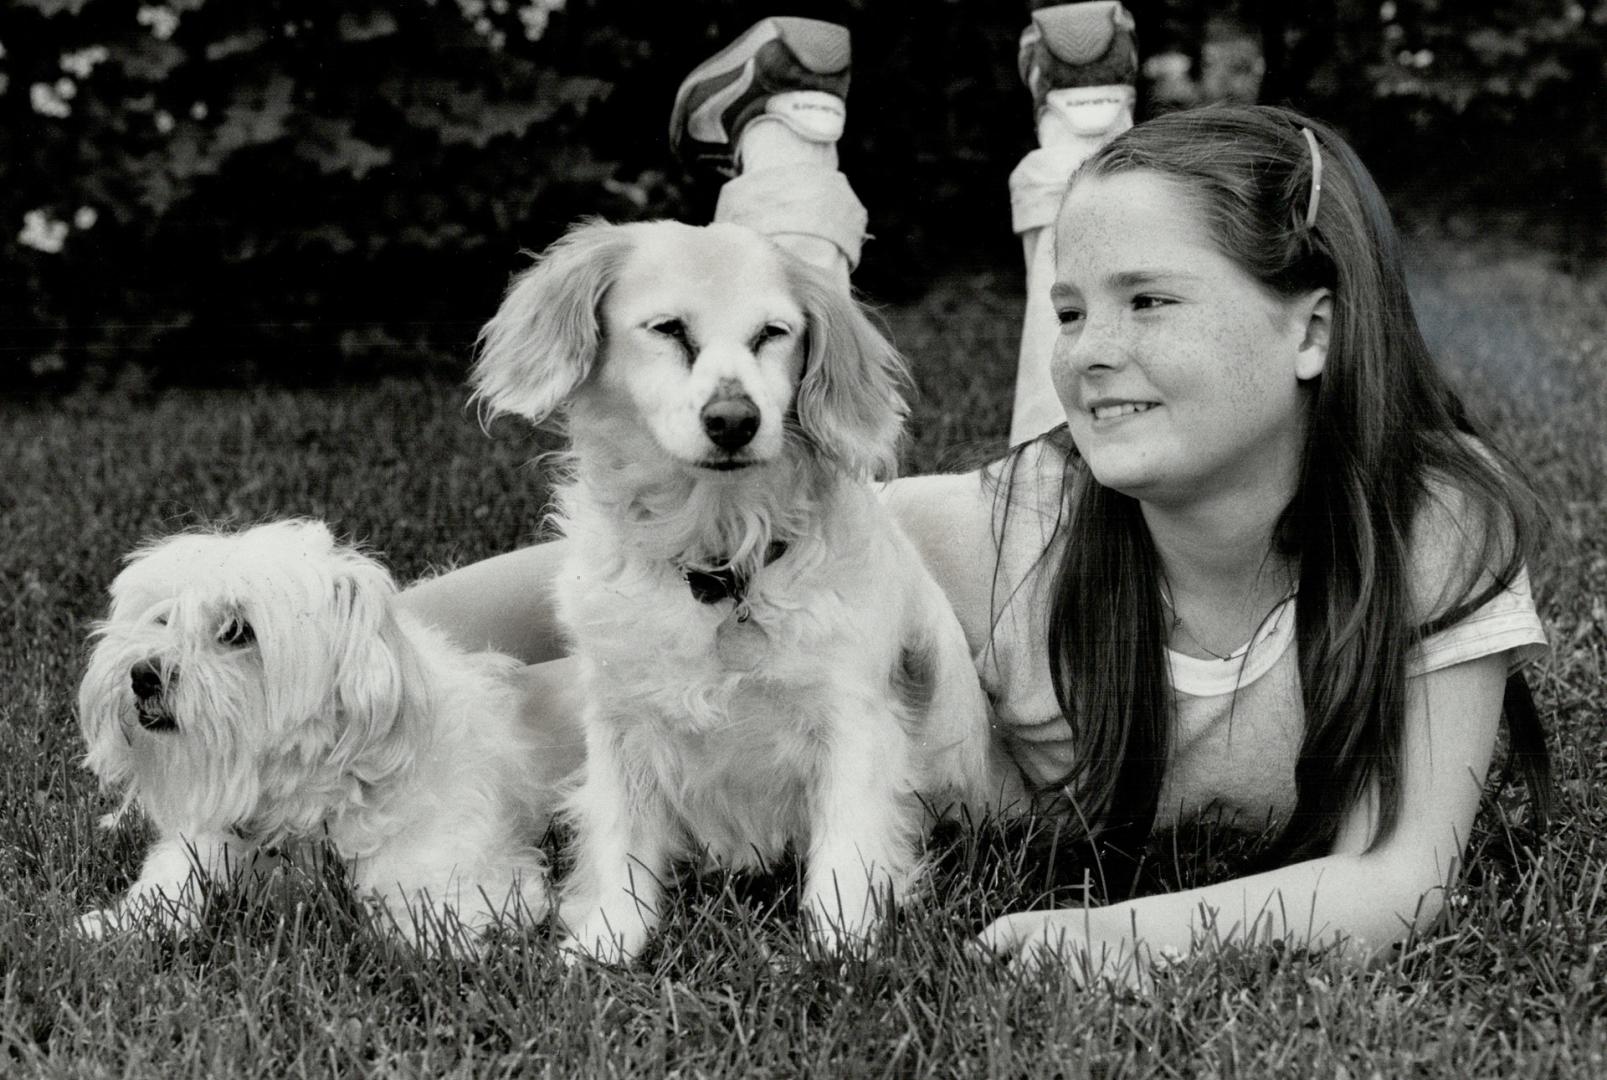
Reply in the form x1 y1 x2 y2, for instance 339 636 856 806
3 0 1602 389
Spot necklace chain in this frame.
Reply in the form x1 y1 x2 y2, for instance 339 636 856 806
1160 572 1298 663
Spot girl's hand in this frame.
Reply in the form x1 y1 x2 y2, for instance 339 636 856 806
976 909 1167 989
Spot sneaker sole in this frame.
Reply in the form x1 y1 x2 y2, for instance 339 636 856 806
669 16 850 161
1033 2 1134 66
1019 2 1137 106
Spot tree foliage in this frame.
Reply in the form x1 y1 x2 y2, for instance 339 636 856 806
3 0 639 388
3 0 1601 388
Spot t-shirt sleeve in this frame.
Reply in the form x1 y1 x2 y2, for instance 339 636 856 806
878 438 1073 663
1409 565 1546 677
1406 476 1547 678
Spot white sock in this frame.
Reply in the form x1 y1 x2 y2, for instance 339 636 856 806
736 91 845 173
1036 84 1135 149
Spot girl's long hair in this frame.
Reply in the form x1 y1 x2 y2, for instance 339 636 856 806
1011 104 1549 864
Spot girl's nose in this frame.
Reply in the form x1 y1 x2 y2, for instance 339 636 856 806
1056 313 1123 376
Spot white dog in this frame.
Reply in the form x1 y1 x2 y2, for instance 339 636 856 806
77 519 551 948
472 220 1020 961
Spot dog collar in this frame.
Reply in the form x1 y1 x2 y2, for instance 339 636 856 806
682 541 788 605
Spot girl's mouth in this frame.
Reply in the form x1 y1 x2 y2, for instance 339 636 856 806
1090 402 1158 421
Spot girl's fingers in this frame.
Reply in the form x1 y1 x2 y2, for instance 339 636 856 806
978 912 1093 981
975 911 1041 956
977 913 1152 989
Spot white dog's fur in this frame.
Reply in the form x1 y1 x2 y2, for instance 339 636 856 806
473 220 1020 961
77 519 551 948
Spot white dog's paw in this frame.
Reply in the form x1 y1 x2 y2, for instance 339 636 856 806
77 906 123 940
77 893 199 940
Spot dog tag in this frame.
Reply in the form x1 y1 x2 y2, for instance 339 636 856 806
715 611 769 672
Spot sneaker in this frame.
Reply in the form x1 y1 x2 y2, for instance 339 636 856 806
1019 2 1137 138
669 16 851 176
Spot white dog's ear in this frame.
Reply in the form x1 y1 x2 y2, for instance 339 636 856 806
78 638 136 797
786 257 910 480
470 218 638 425
322 556 425 786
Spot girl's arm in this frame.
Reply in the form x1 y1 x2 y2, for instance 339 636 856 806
396 467 998 664
399 540 573 664
978 652 1508 982
880 471 1006 656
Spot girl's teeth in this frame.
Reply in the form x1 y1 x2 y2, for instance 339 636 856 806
1092 402 1156 420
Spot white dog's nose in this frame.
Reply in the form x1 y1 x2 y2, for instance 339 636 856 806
130 660 164 701
701 395 760 451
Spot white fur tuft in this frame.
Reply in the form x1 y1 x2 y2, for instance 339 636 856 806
76 520 554 949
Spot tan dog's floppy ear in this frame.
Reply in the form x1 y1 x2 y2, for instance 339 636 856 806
470 218 637 425
785 256 910 480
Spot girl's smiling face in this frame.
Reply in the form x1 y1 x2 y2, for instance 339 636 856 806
1050 170 1330 508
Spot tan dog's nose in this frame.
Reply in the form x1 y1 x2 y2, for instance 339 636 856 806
701 396 760 451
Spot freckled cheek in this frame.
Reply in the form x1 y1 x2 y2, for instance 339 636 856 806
1048 337 1081 415
1177 325 1269 412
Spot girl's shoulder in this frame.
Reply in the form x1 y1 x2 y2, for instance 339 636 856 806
878 464 1011 655
883 434 1073 551
1407 439 1527 626
1406 442 1546 674
879 435 1073 652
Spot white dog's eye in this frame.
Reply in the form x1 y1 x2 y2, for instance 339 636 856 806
218 617 256 647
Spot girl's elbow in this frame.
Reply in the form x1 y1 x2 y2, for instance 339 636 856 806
1346 841 1462 948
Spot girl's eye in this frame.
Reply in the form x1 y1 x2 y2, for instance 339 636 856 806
1132 294 1173 311
648 318 688 341
1055 308 1085 327
218 617 255 647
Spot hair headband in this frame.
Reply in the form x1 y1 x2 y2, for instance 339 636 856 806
1301 126 1324 229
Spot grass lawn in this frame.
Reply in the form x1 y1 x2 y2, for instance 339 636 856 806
2 240 1604 1077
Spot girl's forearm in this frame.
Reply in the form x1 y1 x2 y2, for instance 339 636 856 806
400 540 572 663
1047 848 1454 975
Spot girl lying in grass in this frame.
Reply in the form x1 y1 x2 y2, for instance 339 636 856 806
404 9 1550 983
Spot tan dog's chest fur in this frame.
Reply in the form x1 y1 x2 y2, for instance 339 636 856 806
559 480 944 871
472 220 1019 961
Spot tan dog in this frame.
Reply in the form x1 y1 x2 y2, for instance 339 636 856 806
473 220 1018 962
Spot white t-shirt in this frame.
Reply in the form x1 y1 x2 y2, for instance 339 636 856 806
887 439 1547 830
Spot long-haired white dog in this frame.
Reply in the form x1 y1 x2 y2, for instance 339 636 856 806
473 220 1019 961
77 519 551 948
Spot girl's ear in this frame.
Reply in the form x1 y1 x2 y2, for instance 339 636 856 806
469 219 637 425
1295 289 1333 382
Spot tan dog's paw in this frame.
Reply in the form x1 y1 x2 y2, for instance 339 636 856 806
557 906 650 967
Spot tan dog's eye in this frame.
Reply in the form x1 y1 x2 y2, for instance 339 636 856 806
218 617 255 647
752 323 791 350
648 318 689 343
648 318 694 364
